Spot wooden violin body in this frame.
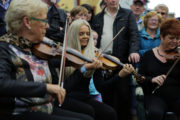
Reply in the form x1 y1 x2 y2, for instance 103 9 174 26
95 50 145 82
32 43 92 68
32 41 145 82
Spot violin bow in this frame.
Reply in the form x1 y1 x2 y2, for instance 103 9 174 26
58 18 69 87
152 55 180 94
97 26 125 59
96 26 145 82
166 57 180 77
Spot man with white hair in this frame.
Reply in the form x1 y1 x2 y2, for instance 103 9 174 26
154 4 169 21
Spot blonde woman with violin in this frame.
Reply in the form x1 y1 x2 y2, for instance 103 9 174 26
61 19 135 120
138 18 180 120
0 0 94 120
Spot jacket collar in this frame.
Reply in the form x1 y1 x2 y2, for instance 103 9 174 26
100 5 125 20
140 28 160 39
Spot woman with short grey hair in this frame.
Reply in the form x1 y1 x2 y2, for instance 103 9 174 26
0 0 93 120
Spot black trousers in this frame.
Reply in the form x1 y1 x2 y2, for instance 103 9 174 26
62 96 117 120
145 95 180 120
0 107 93 120
102 75 131 120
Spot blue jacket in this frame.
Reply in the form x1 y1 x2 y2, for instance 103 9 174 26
139 28 160 57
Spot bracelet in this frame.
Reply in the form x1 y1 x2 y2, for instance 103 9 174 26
80 66 87 74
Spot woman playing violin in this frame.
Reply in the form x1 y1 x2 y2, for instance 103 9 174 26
139 18 180 120
0 0 94 120
61 19 135 120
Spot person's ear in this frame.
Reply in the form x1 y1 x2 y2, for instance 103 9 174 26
23 16 31 30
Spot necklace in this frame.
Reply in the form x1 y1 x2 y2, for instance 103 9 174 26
157 48 165 57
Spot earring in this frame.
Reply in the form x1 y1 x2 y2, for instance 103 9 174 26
28 26 31 30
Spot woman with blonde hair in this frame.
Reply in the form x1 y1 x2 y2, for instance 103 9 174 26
62 19 135 120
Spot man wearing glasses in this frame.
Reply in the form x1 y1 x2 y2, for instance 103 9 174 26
154 4 169 21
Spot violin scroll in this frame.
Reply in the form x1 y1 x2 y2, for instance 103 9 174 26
164 47 180 61
132 71 145 83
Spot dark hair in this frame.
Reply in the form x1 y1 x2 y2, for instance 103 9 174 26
160 18 180 38
81 4 94 23
100 0 106 7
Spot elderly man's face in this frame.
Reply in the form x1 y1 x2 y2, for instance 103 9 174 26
156 8 168 20
131 2 144 17
105 0 119 9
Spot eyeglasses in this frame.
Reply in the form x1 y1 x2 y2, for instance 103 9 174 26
30 17 48 26
157 12 167 15
148 19 159 23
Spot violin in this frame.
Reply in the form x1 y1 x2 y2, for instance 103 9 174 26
152 47 180 94
32 38 145 82
32 42 93 68
32 42 121 69
95 50 145 82
32 37 121 69
95 49 120 70
164 47 180 61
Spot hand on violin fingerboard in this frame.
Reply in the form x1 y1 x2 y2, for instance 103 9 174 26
84 58 102 70
118 64 134 78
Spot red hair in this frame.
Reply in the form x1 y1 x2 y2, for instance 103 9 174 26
160 18 180 38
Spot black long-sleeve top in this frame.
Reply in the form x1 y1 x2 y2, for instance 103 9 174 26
64 68 124 101
139 50 180 102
